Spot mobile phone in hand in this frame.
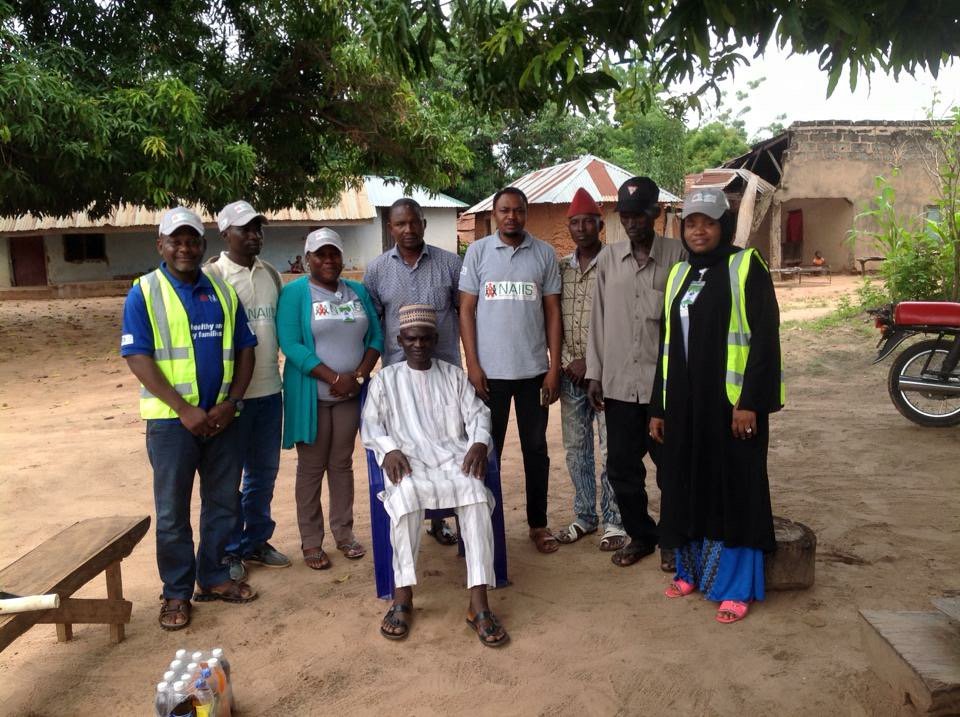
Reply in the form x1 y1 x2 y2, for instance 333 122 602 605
540 387 550 406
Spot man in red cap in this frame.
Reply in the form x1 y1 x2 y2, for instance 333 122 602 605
554 188 626 553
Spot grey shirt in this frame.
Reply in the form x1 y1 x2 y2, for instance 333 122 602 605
460 231 562 380
309 281 370 401
363 243 462 367
585 235 687 403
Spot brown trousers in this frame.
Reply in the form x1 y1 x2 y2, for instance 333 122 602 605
295 397 360 551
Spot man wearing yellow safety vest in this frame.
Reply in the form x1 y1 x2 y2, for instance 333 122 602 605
121 207 259 631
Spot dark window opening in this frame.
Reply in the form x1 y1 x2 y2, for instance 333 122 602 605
63 234 106 262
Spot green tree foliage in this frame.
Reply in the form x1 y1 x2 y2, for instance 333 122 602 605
0 0 471 217
404 0 960 115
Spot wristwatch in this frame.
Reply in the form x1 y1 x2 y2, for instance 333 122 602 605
227 396 245 412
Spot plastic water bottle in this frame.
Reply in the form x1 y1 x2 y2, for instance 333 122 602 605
210 648 230 682
192 678 215 717
210 648 233 711
206 658 231 716
192 651 207 667
163 670 177 684
186 662 200 680
154 681 171 717
179 673 194 687
169 659 184 674
169 681 195 717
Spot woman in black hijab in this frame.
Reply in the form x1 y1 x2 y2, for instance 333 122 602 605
649 188 783 624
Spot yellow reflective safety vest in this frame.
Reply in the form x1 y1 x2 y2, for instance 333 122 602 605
662 248 785 409
135 269 237 419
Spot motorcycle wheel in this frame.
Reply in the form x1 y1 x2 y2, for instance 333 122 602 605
887 338 960 427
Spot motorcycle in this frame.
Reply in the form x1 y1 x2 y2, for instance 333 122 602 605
870 301 960 426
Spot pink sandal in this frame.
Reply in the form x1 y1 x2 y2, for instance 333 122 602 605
716 600 750 623
664 578 696 598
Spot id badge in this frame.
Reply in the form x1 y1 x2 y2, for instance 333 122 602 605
679 281 705 318
339 302 355 322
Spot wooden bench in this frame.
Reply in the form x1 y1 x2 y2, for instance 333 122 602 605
771 266 831 284
857 256 885 274
0 515 150 652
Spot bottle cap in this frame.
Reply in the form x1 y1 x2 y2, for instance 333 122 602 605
172 681 186 693
163 671 176 682
191 651 204 661
211 647 223 657
169 660 183 671
157 681 169 692
201 668 211 679
175 649 188 659
179 674 192 684
207 658 219 668
195 679 208 690
186 662 198 673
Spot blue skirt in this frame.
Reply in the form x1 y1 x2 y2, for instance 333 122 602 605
674 538 765 602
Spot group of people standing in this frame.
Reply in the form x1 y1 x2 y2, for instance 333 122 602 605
120 175 782 642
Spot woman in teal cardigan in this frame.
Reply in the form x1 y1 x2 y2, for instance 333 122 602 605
277 228 383 569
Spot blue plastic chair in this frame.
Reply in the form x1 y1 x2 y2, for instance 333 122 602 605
366 449 510 600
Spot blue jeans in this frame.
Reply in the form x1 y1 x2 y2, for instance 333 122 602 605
225 393 283 557
559 375 621 530
146 419 243 599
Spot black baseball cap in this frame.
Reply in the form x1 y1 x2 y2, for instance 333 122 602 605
616 176 660 213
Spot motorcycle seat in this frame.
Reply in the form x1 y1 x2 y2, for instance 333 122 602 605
894 301 960 327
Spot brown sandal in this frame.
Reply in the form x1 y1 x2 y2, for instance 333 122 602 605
529 527 560 554
303 548 331 570
194 579 258 603
159 597 191 631
337 540 366 560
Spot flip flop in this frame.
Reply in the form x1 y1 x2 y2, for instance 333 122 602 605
599 527 627 551
426 519 458 546
555 522 597 545
664 578 696 598
194 580 258 603
380 603 412 640
337 540 366 560
529 527 560 554
465 610 510 648
716 600 751 624
158 597 191 631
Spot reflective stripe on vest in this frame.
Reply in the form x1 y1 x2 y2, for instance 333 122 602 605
136 269 237 419
661 248 785 409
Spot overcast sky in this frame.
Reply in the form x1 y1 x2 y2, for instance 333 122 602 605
684 43 959 140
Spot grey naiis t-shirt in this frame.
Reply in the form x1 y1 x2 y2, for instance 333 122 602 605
309 281 369 401
460 232 561 380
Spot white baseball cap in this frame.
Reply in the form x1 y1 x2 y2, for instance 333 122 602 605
304 227 343 255
159 207 205 237
680 188 731 219
217 200 267 232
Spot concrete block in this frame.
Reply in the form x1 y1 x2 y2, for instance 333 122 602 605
860 609 960 715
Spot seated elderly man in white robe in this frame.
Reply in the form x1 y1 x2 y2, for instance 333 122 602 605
362 304 509 647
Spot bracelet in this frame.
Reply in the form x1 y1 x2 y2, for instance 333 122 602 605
331 373 341 385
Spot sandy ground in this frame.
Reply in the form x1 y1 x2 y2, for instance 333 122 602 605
0 274 957 716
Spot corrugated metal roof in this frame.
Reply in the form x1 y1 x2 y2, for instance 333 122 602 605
363 176 467 209
463 155 681 215
0 187 376 234
684 168 776 195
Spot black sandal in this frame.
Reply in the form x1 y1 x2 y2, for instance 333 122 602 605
380 604 412 640
611 541 656 567
426 519 458 546
465 610 510 648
